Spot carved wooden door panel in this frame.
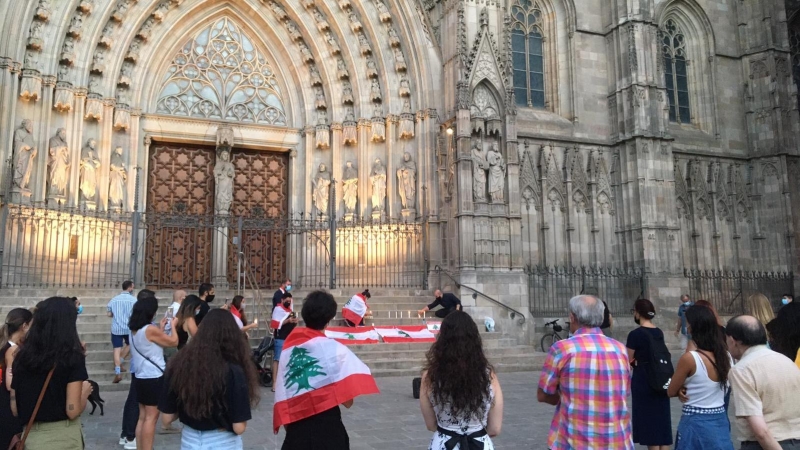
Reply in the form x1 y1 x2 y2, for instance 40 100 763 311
226 150 289 288
144 144 216 288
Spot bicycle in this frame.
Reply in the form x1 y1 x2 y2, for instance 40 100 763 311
540 319 569 352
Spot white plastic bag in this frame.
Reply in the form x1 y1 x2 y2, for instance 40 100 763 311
484 317 495 332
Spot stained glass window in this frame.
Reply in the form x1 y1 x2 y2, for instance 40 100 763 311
156 17 287 125
662 19 690 124
511 0 545 108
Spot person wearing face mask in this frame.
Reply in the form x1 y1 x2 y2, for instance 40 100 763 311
197 283 215 325
781 294 793 308
626 299 673 450
417 290 462 319
272 278 292 310
675 294 694 352
270 292 298 393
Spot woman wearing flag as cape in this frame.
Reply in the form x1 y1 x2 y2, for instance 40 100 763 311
271 292 298 393
343 289 372 327
274 290 380 449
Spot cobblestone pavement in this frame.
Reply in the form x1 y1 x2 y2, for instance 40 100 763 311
82 371 738 450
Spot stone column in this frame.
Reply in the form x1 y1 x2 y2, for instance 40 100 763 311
67 88 86 208
127 109 141 212
386 115 395 219
33 75 56 204
304 126 315 215
0 58 21 188
455 82 475 269
98 99 115 210
357 119 370 217
330 122 342 218
139 135 152 212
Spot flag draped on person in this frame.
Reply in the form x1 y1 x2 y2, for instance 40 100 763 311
270 304 292 330
342 293 369 325
273 327 380 433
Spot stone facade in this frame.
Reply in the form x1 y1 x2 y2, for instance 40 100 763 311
1 0 800 335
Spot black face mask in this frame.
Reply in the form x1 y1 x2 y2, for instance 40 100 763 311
206 294 215 303
283 301 291 308
634 317 640 325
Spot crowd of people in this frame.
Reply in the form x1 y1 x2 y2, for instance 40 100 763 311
2 281 800 450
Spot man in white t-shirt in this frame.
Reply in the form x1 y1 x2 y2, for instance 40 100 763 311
164 290 186 335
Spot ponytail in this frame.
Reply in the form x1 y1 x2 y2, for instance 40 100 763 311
1 308 33 370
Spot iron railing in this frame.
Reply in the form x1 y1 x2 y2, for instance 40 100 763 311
434 265 526 324
526 265 646 316
684 269 794 315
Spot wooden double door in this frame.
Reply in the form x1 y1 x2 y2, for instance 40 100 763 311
144 143 289 288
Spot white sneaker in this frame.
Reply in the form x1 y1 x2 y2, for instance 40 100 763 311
123 438 136 449
118 437 126 445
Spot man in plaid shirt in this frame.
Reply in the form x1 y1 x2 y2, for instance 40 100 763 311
537 295 635 450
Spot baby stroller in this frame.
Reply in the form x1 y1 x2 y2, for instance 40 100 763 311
252 334 274 387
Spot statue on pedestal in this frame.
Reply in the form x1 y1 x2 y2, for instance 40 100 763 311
47 128 70 198
108 146 127 208
397 152 416 211
487 143 506 203
312 164 331 215
342 161 358 215
370 158 386 214
79 138 101 203
213 149 234 215
471 138 488 202
12 119 37 192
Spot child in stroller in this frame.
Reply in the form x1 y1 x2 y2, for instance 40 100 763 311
252 334 274 387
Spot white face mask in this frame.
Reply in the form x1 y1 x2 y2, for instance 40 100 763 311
683 301 692 306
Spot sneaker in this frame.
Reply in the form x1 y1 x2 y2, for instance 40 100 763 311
113 374 123 384
118 437 126 445
123 438 136 450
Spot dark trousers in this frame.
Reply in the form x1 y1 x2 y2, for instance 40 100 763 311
741 439 800 450
434 307 457 319
121 374 139 440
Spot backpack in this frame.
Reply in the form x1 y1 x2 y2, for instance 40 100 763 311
641 329 674 395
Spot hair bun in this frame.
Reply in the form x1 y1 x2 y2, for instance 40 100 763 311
647 312 655 317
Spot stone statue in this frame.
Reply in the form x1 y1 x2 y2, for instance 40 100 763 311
312 164 331 214
342 82 354 104
108 146 127 207
48 128 70 197
309 65 322 86
213 149 234 214
35 0 51 21
397 152 417 210
315 88 326 109
325 32 340 53
336 58 349 79
370 79 382 102
370 158 386 212
399 76 411 97
342 161 358 214
487 143 506 202
471 139 488 201
92 49 105 72
394 48 407 71
12 120 37 191
79 139 101 202
366 58 378 78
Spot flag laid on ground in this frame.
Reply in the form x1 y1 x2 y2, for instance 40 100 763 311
325 326 380 345
374 325 436 343
273 327 380 432
270 304 292 330
426 321 442 334
342 293 369 324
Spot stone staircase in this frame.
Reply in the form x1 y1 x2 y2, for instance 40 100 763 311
0 288 546 392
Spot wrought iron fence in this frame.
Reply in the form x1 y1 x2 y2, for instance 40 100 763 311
526 265 646 316
0 202 427 290
0 204 134 288
684 269 794 315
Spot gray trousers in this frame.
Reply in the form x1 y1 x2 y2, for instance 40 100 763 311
741 439 800 450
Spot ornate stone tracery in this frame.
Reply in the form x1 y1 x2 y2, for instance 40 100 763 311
156 17 287 125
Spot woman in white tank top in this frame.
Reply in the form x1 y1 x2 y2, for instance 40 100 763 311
667 304 733 450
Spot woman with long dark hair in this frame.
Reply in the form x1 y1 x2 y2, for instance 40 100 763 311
420 311 504 450
129 294 178 450
160 309 260 448
175 295 203 350
1 308 33 449
668 305 733 450
230 295 258 332
10 297 92 450
626 299 672 450
766 302 800 366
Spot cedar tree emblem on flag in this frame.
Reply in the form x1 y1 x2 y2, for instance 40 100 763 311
284 346 327 394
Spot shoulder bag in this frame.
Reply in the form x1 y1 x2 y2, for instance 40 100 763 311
9 366 56 450
130 327 164 374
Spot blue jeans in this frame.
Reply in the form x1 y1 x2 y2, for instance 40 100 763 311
181 427 242 449
273 338 285 361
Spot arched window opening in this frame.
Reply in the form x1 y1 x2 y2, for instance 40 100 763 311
511 0 545 108
789 19 800 107
662 19 690 124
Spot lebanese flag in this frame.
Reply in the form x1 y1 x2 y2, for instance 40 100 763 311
375 325 436 343
325 326 380 345
273 327 380 432
270 304 291 330
342 293 369 324
426 321 442 334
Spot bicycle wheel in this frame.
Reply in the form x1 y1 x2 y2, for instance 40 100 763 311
540 333 556 352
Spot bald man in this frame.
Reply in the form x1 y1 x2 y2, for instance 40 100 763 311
417 289 462 318
727 315 800 450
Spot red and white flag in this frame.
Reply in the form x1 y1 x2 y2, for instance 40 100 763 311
374 325 436 343
273 327 380 432
270 304 292 330
325 326 380 345
342 293 369 324
426 321 442 334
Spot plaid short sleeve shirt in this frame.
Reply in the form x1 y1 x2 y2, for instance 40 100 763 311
538 327 634 450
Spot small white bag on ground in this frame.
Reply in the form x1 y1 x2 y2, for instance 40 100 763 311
484 317 495 332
